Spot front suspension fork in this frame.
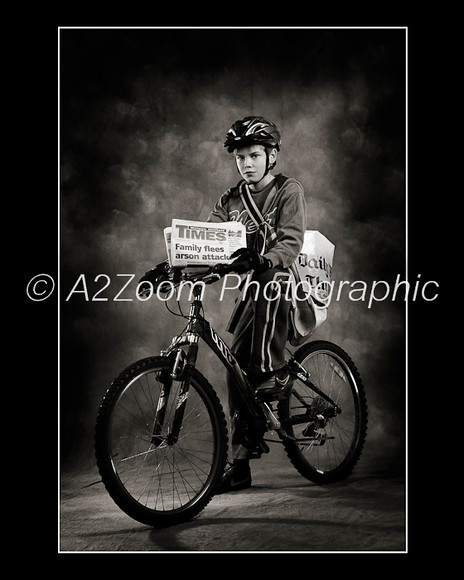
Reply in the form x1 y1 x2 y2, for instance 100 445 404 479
151 339 199 446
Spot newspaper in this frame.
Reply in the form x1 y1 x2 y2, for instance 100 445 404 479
293 230 335 303
164 219 247 267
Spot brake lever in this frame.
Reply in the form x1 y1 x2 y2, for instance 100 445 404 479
202 272 222 285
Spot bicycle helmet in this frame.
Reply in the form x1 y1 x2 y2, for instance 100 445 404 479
224 116 282 153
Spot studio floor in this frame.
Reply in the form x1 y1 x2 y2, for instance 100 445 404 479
59 441 406 553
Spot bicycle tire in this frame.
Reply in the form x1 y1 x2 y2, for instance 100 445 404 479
95 356 228 527
278 341 368 484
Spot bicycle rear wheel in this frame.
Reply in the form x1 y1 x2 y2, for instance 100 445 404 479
278 341 367 484
95 356 228 527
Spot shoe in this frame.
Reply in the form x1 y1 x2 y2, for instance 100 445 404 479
215 460 252 494
254 368 293 401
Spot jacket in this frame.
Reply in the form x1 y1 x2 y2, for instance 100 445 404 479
207 173 306 268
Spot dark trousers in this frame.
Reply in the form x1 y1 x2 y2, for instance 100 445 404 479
226 267 292 459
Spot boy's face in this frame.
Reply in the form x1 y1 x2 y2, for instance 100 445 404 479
234 144 276 185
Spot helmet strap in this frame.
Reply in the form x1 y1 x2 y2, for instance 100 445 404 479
264 148 270 177
264 147 277 175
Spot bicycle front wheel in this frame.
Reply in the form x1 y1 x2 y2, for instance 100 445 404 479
278 341 368 484
95 356 228 527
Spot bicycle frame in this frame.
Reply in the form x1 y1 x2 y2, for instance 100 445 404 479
153 282 341 446
162 285 259 420
95 265 367 528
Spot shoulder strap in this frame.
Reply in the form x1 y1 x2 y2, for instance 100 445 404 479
239 175 289 248
275 173 289 188
239 183 277 245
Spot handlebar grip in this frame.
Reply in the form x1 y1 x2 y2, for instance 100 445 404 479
214 260 249 276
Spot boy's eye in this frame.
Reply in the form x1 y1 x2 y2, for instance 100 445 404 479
235 152 261 161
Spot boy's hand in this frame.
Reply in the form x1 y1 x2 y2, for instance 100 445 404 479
229 248 272 274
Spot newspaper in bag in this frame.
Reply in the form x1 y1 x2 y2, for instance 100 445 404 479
289 230 335 345
295 230 335 304
164 219 247 267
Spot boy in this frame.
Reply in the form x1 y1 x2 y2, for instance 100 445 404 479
207 116 307 492
139 116 307 492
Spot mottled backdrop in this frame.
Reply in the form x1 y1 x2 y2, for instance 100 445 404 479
60 28 406 470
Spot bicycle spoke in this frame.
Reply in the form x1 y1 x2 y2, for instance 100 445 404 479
107 368 218 513
278 342 367 482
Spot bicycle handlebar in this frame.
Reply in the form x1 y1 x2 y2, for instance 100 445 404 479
176 260 250 284
138 260 250 299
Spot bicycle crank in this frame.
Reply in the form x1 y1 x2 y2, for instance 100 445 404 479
260 401 296 441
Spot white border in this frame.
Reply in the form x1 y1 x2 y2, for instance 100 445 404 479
58 25 408 556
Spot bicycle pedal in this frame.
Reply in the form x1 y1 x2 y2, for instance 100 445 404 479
249 440 270 459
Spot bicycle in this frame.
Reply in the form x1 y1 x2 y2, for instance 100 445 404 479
94 262 368 527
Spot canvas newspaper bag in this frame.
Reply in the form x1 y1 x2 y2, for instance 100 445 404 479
239 184 335 346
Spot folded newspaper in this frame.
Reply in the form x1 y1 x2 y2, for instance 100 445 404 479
293 230 335 303
164 219 247 267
